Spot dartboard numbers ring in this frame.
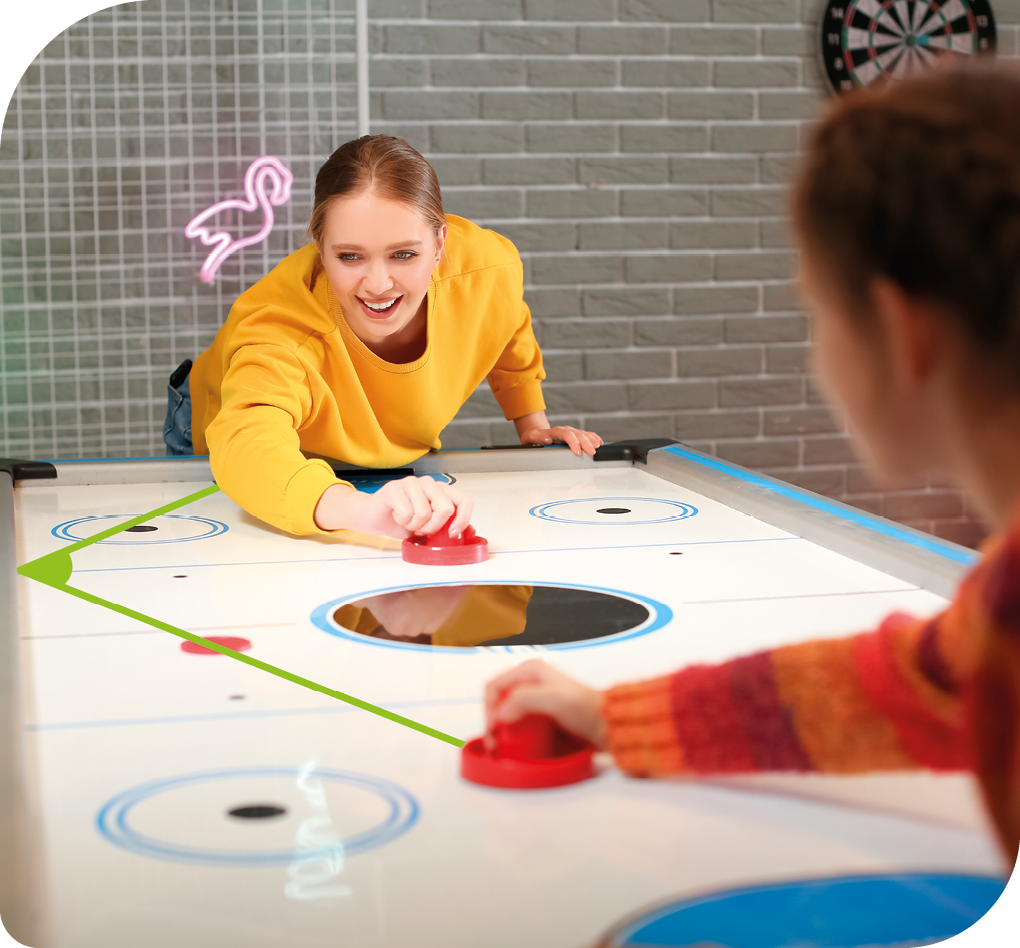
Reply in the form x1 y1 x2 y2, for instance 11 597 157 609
822 0 997 93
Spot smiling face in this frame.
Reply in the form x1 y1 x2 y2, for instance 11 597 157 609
318 190 447 358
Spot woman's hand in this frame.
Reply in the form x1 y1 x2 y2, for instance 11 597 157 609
484 659 607 751
513 410 604 457
314 475 475 538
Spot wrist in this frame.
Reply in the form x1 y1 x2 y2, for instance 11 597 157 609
314 483 362 531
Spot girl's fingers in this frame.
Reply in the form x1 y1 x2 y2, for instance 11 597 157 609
396 477 434 533
446 487 475 538
415 476 457 536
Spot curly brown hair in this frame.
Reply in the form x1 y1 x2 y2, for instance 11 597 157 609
793 64 1020 383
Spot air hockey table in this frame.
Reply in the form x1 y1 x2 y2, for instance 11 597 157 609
0 440 1010 948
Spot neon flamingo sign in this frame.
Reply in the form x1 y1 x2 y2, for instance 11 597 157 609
185 155 294 283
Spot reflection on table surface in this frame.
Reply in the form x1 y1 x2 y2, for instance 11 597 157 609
333 584 650 648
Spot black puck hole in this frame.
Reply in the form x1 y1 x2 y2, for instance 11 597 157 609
228 804 287 820
596 507 631 515
125 524 158 533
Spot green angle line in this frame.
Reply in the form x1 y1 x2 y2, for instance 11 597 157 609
17 483 466 749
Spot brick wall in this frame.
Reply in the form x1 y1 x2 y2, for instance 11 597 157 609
373 0 1020 549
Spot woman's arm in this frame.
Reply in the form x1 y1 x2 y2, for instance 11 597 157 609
513 410 604 457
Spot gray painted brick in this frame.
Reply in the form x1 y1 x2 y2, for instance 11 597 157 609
493 222 577 252
524 0 616 20
439 422 492 448
674 284 759 315
625 254 713 284
621 0 712 22
765 406 841 436
584 287 671 316
526 188 616 218
482 91 572 120
524 288 582 317
670 156 757 185
676 410 759 439
715 251 797 282
526 123 617 152
763 282 802 311
716 438 800 468
761 218 795 249
576 91 666 120
628 380 715 410
712 188 789 217
588 414 676 441
759 90 825 120
456 386 502 418
579 221 669 250
713 60 800 88
531 254 625 285
543 351 585 381
670 220 757 250
782 468 849 496
620 188 708 218
482 25 577 55
621 124 708 154
711 124 799 154
527 59 618 87
635 317 724 346
586 349 672 380
544 382 628 412
767 344 810 374
803 435 858 466
720 377 802 406
670 26 756 55
579 26 668 55
372 123 429 151
431 59 524 87
540 319 632 348
761 26 814 55
483 156 576 185
678 346 762 377
442 188 523 219
384 24 480 54
431 124 524 153
428 0 522 19
431 156 483 187
713 0 800 23
370 58 427 88
372 0 425 16
760 155 802 185
622 60 710 88
381 90 477 121
668 92 754 121
580 156 668 185
725 314 807 343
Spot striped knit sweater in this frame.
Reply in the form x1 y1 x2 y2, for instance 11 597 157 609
603 517 1020 868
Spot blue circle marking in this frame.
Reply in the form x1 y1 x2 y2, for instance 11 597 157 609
613 873 1006 948
311 581 673 652
53 513 228 544
96 766 419 866
530 497 698 526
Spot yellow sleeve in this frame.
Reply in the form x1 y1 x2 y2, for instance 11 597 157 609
204 343 349 536
486 300 547 421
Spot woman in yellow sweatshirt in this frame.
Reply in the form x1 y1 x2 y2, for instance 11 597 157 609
165 135 602 538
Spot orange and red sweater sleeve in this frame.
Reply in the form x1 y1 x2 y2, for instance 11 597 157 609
603 609 973 778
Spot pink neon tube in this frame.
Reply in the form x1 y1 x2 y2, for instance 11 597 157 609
185 156 294 283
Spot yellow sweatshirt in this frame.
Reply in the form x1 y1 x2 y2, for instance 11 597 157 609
190 215 546 535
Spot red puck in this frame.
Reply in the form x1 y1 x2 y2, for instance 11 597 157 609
460 714 595 789
181 636 252 655
402 517 488 566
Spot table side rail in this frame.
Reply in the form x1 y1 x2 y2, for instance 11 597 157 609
647 445 975 600
0 473 48 946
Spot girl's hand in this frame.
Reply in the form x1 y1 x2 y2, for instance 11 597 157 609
484 659 607 751
520 424 604 457
314 475 475 538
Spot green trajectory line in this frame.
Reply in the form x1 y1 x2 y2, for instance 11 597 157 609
17 482 466 749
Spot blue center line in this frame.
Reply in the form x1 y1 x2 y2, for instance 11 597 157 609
26 695 484 733
63 536 800 573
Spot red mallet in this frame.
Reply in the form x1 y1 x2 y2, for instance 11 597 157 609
460 714 596 789
401 515 488 566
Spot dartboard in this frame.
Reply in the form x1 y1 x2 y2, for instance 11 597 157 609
822 0 997 93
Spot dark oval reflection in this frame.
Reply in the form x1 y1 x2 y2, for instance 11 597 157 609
332 585 650 648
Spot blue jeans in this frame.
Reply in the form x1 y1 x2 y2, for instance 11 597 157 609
164 359 194 456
